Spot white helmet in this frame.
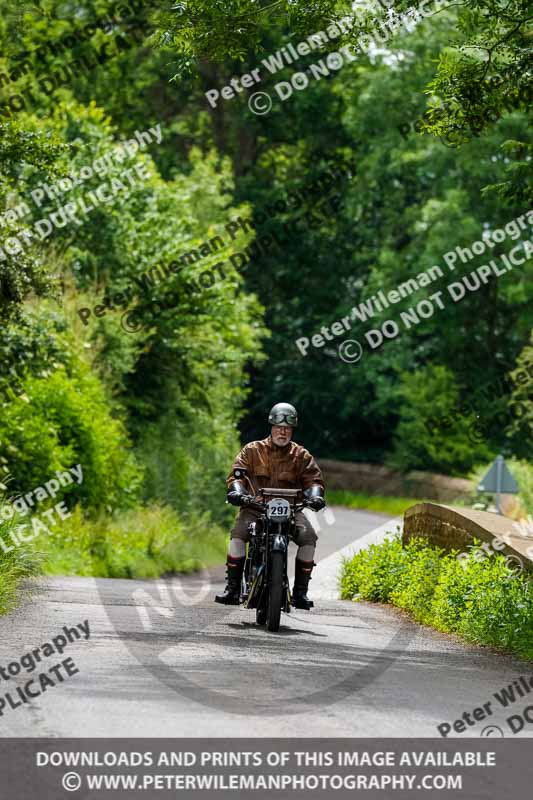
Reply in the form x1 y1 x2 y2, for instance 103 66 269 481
268 402 298 427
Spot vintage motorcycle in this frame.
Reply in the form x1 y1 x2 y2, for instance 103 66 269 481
240 487 311 632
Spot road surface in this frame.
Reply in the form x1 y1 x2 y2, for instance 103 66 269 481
0 507 531 738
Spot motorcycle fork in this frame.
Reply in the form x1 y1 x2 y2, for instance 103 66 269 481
268 525 291 614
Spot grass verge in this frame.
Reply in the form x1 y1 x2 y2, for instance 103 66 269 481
35 504 227 578
340 534 533 661
328 490 424 516
0 502 227 614
0 515 41 614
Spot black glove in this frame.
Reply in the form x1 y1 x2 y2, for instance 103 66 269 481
227 481 249 507
307 497 325 511
304 485 325 512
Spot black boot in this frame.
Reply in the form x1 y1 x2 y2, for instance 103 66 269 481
291 559 315 610
215 556 245 605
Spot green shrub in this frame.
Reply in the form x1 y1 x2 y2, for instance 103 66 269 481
456 561 533 658
340 534 533 660
430 554 476 631
340 533 407 602
0 364 143 513
390 540 447 624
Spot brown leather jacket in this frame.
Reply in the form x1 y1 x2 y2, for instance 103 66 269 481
226 436 325 496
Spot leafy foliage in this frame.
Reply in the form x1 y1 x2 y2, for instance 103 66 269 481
418 0 533 203
389 365 494 473
0 120 66 320
340 533 533 660
231 12 532 465
0 362 143 511
155 0 339 73
0 0 532 614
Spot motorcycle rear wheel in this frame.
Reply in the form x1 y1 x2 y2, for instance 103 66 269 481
267 551 284 632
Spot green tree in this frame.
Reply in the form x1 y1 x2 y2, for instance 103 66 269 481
389 365 494 473
0 120 65 320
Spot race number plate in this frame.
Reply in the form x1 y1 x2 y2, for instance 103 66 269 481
266 498 291 520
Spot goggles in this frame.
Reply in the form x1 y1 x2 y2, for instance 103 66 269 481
270 413 297 426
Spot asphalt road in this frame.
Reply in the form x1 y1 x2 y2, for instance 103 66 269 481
0 507 531 738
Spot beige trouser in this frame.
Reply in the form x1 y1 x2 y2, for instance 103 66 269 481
229 508 317 561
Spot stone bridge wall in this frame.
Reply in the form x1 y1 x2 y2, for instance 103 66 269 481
319 459 474 502
403 503 533 574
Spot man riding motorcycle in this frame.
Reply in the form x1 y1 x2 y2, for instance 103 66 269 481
214 403 326 610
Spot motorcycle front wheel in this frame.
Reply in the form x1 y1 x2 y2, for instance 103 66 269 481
266 551 284 632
